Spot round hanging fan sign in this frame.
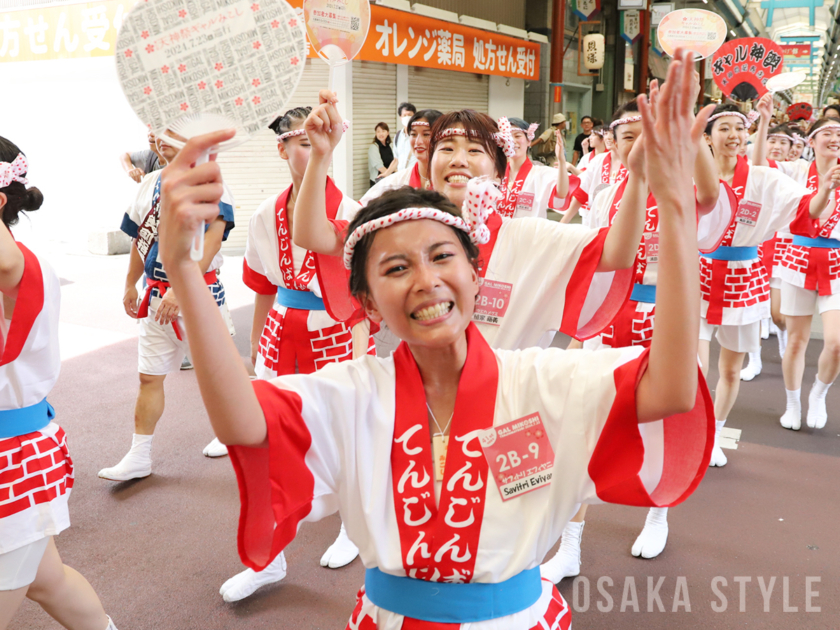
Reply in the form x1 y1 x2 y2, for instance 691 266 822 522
115 0 308 148
656 9 727 60
303 0 371 66
711 38 784 101
766 71 807 93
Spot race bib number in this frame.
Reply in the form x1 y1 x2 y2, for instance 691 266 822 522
644 232 659 262
479 412 555 501
736 201 761 227
473 279 512 326
516 192 535 213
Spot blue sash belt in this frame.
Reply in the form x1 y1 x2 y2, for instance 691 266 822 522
700 246 759 261
631 283 656 303
364 567 543 623
792 235 840 249
0 399 55 439
276 286 325 311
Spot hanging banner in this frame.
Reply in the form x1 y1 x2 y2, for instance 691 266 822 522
786 102 813 121
573 0 601 21
0 0 540 80
780 44 810 60
624 46 635 91
656 9 726 60
620 10 642 45
711 37 784 101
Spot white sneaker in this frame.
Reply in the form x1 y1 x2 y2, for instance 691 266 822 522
320 523 359 569
540 520 584 583
219 552 287 603
203 437 229 458
631 508 669 559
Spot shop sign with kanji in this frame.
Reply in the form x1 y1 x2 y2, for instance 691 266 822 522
573 0 601 21
621 10 641 45
711 37 784 101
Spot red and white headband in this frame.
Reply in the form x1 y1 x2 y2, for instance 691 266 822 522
343 177 500 269
792 133 805 145
0 154 28 188
609 115 642 131
277 120 350 142
807 123 840 141
768 133 792 141
526 122 540 142
435 119 517 158
708 111 755 128
411 121 430 129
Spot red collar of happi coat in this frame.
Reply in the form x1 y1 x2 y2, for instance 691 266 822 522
498 159 534 218
607 178 659 283
409 162 423 189
275 177 343 291
722 155 750 205
602 152 628 186
390 323 497 584
0 243 44 367
475 211 504 280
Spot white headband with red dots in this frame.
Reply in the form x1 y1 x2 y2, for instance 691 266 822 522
277 120 350 142
0 154 28 188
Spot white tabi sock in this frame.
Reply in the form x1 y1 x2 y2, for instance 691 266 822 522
105 616 118 630
709 420 728 467
780 388 802 431
807 378 832 429
631 507 669 559
219 551 287 603
98 434 153 481
320 522 360 569
740 351 762 381
203 437 229 458
540 520 585 583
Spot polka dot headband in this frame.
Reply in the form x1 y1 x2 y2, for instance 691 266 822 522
0 154 28 188
807 122 840 141
343 177 500 269
707 111 759 128
768 133 793 142
277 120 350 142
435 118 517 158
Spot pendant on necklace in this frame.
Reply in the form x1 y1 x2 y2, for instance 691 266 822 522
432 434 448 481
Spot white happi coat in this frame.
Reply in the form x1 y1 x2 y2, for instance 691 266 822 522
229 325 713 630
702 158 811 326
0 244 73 554
360 164 424 207
243 181 362 378
467 213 634 349
764 158 812 278
497 160 564 220
573 152 627 227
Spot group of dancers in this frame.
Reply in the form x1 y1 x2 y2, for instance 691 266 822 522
2 49 837 629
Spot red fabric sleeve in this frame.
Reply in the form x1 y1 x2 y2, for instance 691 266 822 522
549 175 580 212
227 380 315 571
588 350 714 508
789 193 820 238
572 183 589 205
314 219 368 326
242 259 276 296
559 227 634 340
0 243 44 367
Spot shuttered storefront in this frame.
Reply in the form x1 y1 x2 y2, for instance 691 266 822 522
218 58 329 253
408 67 489 114
351 60 397 200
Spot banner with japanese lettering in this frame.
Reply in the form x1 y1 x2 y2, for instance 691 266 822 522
620 10 641 45
2 0 540 81
780 44 810 60
0 1 137 62
711 38 784 101
573 0 601 21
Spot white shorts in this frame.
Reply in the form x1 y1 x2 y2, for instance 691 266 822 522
138 302 234 376
699 318 761 353
770 276 782 290
781 281 840 316
0 537 49 590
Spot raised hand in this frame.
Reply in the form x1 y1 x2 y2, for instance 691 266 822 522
636 49 715 211
158 129 234 272
555 128 565 163
757 92 773 123
306 89 345 157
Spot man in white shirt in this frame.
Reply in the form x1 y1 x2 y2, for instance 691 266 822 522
393 102 417 171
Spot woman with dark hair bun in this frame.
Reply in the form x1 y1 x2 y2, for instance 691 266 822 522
698 99 840 467
0 137 119 629
214 105 369 602
361 109 443 205
152 51 713 629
